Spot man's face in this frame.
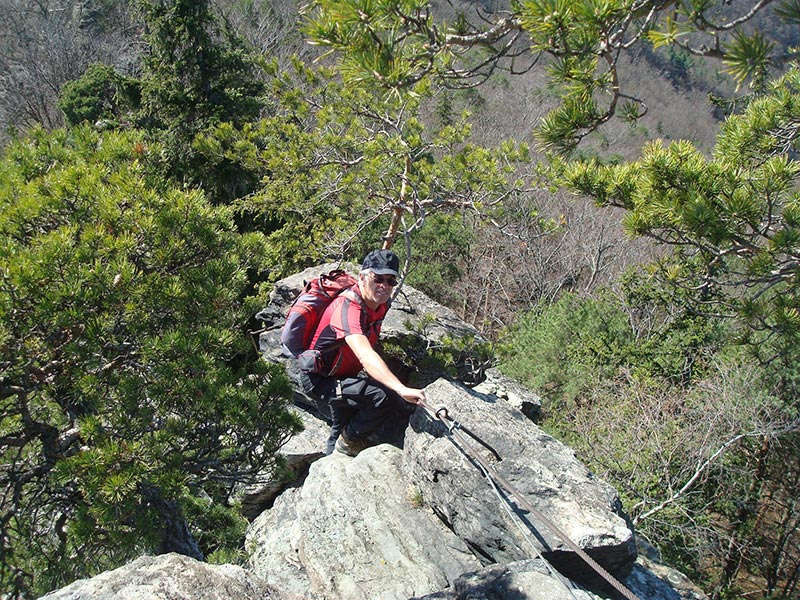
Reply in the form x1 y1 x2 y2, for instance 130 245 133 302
359 270 398 308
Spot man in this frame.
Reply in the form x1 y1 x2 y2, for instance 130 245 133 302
300 249 426 456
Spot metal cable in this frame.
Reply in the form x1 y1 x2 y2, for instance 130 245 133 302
417 399 642 600
473 441 585 600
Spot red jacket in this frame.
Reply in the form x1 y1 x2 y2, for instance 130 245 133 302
309 285 388 377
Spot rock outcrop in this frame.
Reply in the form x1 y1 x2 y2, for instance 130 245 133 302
472 366 542 421
244 374 638 599
241 265 707 600
235 405 327 520
247 444 482 600
39 553 296 600
38 264 708 600
404 379 635 579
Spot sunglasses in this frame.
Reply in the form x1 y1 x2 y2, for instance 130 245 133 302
369 272 398 287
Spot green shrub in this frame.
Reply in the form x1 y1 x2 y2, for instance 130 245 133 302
499 291 633 408
0 125 301 597
58 63 140 127
499 274 728 412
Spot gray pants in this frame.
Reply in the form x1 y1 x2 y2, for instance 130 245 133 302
301 372 407 453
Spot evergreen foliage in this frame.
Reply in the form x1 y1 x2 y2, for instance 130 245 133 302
561 63 800 383
136 0 265 128
303 0 800 153
401 212 473 308
234 60 529 276
500 63 800 591
0 125 301 598
133 0 269 202
500 279 798 597
3 1 800 598
500 292 634 407
500 279 725 410
58 63 141 128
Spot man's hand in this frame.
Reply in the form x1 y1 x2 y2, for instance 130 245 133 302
346 333 426 403
396 385 426 405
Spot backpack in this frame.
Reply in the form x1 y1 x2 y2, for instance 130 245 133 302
280 269 358 371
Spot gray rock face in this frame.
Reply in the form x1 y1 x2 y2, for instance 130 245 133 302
403 379 636 584
243 266 703 600
246 444 482 600
415 557 708 600
38 553 293 600
471 367 543 421
626 540 709 600
383 279 483 345
39 264 708 600
244 375 640 599
235 406 328 520
412 560 600 600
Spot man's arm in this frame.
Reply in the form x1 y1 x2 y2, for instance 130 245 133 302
345 333 426 404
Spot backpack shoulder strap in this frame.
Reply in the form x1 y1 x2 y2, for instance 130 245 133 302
340 284 365 307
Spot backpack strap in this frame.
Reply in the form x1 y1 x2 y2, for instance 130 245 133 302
321 284 389 376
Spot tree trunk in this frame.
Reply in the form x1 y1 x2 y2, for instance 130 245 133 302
382 156 411 251
140 485 204 561
714 434 771 598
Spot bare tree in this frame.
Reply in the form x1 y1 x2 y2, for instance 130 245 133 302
563 358 799 597
450 190 656 333
0 0 140 142
215 0 315 64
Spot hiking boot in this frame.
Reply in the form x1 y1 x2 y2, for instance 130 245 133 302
335 431 371 457
325 434 337 456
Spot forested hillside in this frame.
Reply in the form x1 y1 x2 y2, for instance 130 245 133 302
1 1 799 599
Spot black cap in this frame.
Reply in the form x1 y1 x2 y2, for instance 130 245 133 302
362 249 400 277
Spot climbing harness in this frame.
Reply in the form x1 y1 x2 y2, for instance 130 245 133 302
417 399 642 600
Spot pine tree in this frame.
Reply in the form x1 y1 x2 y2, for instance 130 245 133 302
229 60 530 274
303 0 800 153
0 125 301 598
561 64 800 379
134 0 267 202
